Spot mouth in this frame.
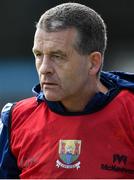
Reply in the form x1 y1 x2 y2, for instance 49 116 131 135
42 82 58 88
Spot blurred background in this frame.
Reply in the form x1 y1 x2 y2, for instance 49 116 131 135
0 0 134 110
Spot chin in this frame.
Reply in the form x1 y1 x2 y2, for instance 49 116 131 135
44 94 60 102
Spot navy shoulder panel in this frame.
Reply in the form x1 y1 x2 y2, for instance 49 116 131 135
0 119 3 135
1 103 14 126
0 103 21 178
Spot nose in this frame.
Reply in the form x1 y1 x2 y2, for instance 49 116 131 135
39 56 54 75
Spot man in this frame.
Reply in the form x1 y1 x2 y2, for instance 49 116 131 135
0 2 134 179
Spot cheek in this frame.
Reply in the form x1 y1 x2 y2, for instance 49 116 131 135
64 65 88 87
65 64 87 80
35 61 41 75
57 60 89 88
59 69 80 90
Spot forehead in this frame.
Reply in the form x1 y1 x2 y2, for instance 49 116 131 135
33 28 78 51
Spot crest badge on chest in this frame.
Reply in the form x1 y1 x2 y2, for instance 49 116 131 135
56 139 81 169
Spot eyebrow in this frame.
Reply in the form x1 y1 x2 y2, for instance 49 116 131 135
32 48 67 57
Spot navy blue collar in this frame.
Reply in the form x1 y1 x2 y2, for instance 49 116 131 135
33 72 120 115
45 78 120 115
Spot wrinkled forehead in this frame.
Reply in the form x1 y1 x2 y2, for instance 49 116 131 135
33 28 78 50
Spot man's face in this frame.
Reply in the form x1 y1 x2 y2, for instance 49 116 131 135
33 28 91 106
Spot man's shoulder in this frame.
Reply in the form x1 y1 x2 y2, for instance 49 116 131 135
12 96 41 115
116 89 134 112
15 96 37 108
11 96 47 128
118 89 134 99
1 97 38 126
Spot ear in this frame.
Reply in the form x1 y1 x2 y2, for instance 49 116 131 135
88 52 103 75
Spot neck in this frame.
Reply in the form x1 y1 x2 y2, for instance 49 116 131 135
62 91 96 112
61 80 108 112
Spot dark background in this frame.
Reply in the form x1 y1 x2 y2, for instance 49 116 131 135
0 0 134 110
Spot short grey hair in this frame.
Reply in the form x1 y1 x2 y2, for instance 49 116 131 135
36 3 107 56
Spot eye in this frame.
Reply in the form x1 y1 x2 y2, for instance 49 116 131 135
52 54 60 58
33 49 42 58
35 52 42 57
51 54 62 60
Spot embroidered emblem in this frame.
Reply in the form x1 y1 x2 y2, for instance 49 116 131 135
56 139 81 169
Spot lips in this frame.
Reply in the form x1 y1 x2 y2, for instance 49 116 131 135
42 82 58 89
42 82 57 85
